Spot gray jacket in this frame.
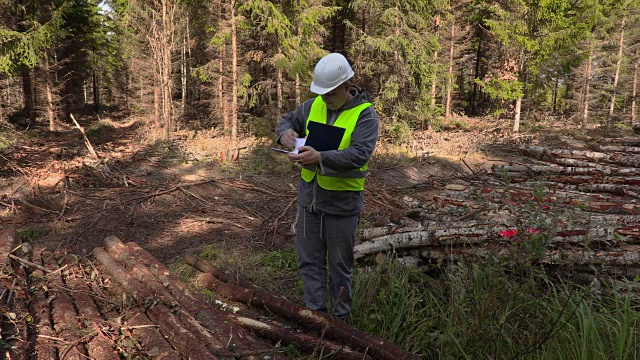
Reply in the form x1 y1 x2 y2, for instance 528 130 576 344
275 87 379 216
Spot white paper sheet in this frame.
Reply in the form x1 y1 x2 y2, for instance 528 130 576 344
292 138 306 154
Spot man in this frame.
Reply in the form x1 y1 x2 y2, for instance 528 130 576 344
275 53 379 319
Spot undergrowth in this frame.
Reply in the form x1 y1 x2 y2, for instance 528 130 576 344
350 259 640 359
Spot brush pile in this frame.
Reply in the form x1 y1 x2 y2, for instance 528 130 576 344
0 229 418 360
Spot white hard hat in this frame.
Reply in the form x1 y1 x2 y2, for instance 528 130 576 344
310 53 355 95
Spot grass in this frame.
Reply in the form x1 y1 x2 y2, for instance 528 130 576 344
349 259 640 359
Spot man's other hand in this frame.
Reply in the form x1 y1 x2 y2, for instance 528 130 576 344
280 129 298 148
288 146 320 166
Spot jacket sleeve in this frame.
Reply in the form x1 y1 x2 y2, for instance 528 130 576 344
275 99 314 145
319 106 379 175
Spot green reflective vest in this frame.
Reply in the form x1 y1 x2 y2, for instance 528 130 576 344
301 96 372 191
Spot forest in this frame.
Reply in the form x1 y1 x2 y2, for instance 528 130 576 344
1 0 639 138
3 0 640 359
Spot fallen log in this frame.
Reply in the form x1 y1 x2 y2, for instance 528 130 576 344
45 253 87 360
354 224 640 261
125 311 182 360
520 145 640 167
64 264 119 360
29 249 57 360
112 240 356 360
3 234 29 360
233 315 372 360
115 239 286 360
592 145 640 153
191 258 420 360
492 164 640 176
92 247 221 360
597 137 640 146
97 277 181 360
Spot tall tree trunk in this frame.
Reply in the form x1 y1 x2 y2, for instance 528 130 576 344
582 43 594 128
6 78 11 107
552 77 559 114
276 48 283 110
230 0 238 145
295 72 301 105
430 48 439 109
513 97 522 132
471 31 483 115
21 68 34 123
161 0 174 140
445 22 455 119
0 86 4 123
154 71 161 127
44 55 56 131
608 17 625 127
182 31 187 111
632 61 638 125
93 71 100 114
219 46 228 132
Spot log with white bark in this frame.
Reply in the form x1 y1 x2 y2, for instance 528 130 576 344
520 145 640 167
354 225 640 261
592 145 640 153
492 164 640 176
597 137 640 146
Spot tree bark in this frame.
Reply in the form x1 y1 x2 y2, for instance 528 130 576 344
191 258 420 360
445 22 455 119
182 30 187 112
219 44 229 132
92 247 220 360
513 96 522 132
277 51 283 111
471 29 483 114
632 60 638 124
552 77 558 114
582 42 594 128
21 68 34 123
230 0 239 145
45 258 87 360
44 55 56 131
93 70 100 114
608 17 626 127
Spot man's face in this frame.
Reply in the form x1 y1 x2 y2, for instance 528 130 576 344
321 85 350 110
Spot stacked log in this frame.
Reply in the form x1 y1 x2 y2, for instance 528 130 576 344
354 139 640 288
0 227 420 359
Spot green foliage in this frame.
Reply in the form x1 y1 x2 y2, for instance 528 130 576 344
385 120 412 144
0 1 71 74
475 78 524 101
0 127 16 154
85 120 116 142
350 258 640 359
260 249 297 271
349 0 441 122
16 227 49 242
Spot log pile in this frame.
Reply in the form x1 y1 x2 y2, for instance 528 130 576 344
0 228 418 360
355 138 640 287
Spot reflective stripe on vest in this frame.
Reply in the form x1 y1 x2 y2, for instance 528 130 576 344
301 96 372 191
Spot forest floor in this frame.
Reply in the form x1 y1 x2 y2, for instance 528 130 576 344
0 110 631 296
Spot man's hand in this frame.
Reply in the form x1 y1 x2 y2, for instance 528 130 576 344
279 129 298 148
288 146 320 166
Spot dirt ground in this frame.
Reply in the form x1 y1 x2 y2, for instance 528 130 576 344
0 113 620 284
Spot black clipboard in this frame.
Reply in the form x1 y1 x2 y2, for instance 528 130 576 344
305 121 345 152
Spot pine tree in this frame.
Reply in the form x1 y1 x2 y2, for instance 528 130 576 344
348 0 441 129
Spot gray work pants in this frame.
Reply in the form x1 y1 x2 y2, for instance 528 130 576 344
296 206 359 319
